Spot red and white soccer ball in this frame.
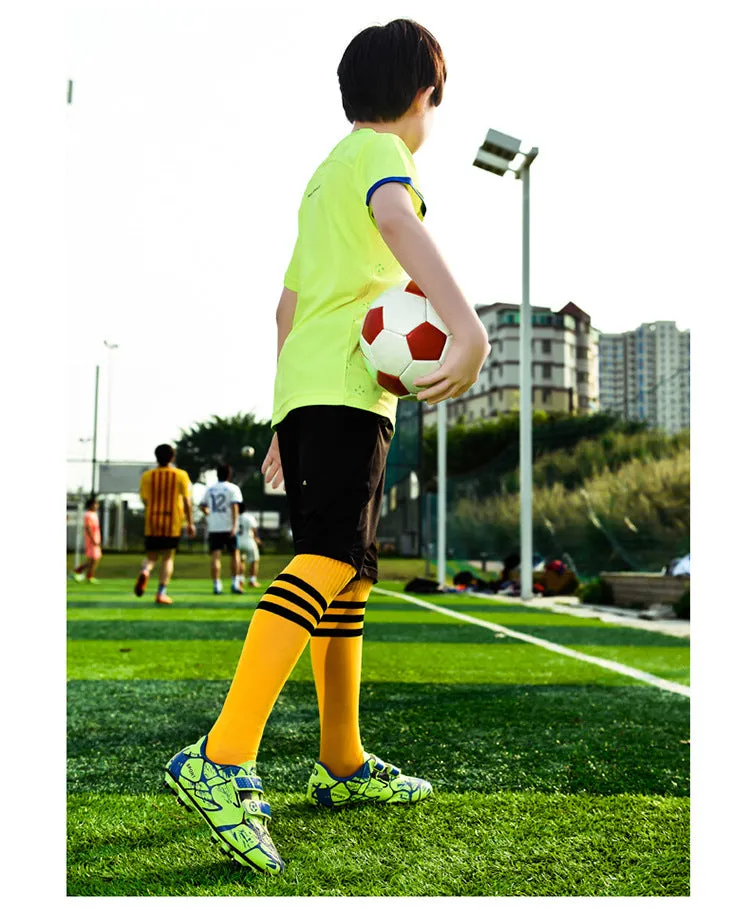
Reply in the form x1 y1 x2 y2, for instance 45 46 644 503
360 280 452 398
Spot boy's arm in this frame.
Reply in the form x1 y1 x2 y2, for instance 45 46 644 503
231 502 240 536
261 287 297 491
370 183 490 404
182 475 196 538
276 286 297 358
184 494 196 537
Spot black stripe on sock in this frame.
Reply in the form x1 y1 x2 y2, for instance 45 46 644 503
317 612 365 624
264 585 322 622
256 600 316 636
311 627 364 638
276 573 328 614
328 599 367 610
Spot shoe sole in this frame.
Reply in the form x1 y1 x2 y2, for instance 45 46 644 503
307 788 433 810
163 771 281 873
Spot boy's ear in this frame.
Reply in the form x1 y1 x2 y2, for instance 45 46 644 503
419 85 436 110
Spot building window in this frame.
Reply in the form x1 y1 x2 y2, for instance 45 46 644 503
498 389 504 400
542 364 552 379
577 371 588 384
577 346 587 360
543 389 551 403
542 339 552 354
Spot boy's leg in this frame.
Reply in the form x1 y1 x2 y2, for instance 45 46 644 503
230 541 243 592
310 576 371 776
135 538 162 596
210 548 222 592
206 553 355 764
156 549 176 601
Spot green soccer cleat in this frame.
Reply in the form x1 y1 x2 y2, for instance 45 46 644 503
72 573 85 582
164 736 284 874
307 753 433 809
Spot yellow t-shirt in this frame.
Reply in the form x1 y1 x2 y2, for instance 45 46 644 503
140 465 191 538
272 128 426 429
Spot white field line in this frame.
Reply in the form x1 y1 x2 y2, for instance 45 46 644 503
373 587 690 698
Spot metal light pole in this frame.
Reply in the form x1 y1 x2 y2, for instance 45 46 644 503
473 129 538 600
91 365 100 494
104 341 119 462
103 341 119 549
436 400 447 586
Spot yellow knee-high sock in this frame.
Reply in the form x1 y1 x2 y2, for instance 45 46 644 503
310 577 372 777
206 554 355 765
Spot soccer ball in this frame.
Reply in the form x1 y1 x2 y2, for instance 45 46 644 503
241 446 255 458
360 280 452 398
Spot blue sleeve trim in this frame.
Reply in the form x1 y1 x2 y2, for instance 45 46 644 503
366 176 427 218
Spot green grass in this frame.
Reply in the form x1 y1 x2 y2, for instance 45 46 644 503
68 791 688 897
67 576 690 896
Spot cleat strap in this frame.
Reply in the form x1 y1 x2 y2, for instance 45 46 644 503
234 774 263 793
241 798 272 820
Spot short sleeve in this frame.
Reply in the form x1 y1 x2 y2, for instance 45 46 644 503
139 471 150 501
283 235 300 292
355 132 427 226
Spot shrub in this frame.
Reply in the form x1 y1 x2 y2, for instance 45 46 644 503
673 588 690 619
578 578 614 605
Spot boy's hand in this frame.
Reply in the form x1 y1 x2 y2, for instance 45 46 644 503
413 334 490 405
262 433 285 490
187 523 196 539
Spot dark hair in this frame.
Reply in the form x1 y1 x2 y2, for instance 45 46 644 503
217 464 232 482
338 19 446 123
155 444 175 466
85 496 97 510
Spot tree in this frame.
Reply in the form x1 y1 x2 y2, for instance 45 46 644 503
174 413 275 509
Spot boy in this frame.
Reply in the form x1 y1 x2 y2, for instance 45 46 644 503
72 497 102 583
135 444 195 605
165 19 489 874
199 464 244 594
236 502 261 588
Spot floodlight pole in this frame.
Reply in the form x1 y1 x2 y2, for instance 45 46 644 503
519 155 537 601
472 130 538 600
91 365 100 494
436 400 447 586
104 341 119 463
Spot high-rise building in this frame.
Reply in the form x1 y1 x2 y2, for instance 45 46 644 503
599 321 689 432
422 301 600 428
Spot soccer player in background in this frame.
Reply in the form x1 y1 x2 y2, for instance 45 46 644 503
135 444 195 604
199 464 244 594
72 496 102 583
236 502 261 588
165 19 489 873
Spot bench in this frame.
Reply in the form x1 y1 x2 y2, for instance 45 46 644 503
600 572 689 608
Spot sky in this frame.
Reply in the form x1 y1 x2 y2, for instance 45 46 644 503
65 0 739 487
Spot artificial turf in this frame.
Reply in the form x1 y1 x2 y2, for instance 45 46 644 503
67 574 690 896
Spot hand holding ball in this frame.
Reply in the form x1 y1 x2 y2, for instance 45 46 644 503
359 280 452 399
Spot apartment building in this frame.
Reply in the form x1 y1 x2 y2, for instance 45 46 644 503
599 321 690 432
423 301 600 428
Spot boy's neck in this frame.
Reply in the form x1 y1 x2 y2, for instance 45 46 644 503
352 119 417 154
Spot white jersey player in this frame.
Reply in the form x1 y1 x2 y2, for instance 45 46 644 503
237 503 261 588
199 464 243 594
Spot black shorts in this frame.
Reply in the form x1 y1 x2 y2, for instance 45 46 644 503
276 405 393 582
209 532 238 553
144 536 180 552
